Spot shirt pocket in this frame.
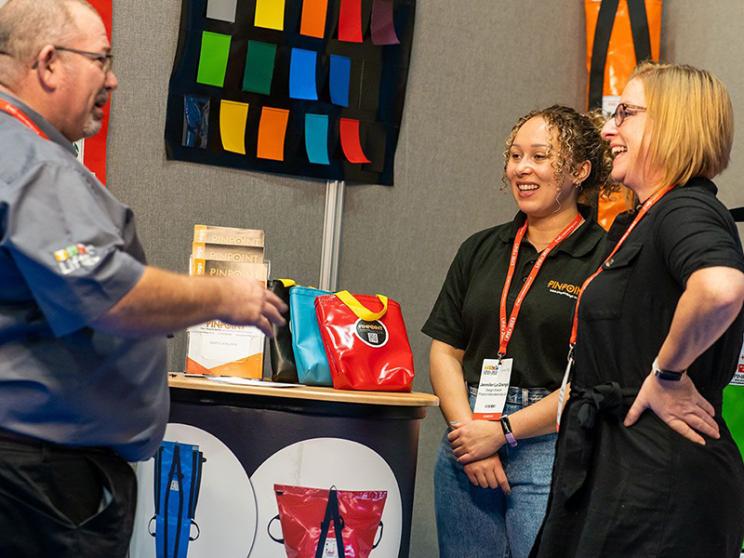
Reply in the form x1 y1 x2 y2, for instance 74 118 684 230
581 242 643 321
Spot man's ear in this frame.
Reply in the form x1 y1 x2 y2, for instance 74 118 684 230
34 45 60 92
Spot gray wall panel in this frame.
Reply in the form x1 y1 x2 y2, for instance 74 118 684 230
662 0 744 211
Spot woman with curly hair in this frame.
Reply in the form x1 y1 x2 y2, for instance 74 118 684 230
422 105 613 558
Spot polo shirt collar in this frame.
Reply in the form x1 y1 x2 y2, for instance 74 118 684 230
497 204 602 258
0 91 77 156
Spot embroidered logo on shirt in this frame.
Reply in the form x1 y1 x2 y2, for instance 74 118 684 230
53 243 101 275
546 280 581 300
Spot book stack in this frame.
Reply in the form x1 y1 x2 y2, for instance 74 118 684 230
186 225 269 379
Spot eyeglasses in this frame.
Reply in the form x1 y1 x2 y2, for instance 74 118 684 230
611 103 646 127
53 46 114 73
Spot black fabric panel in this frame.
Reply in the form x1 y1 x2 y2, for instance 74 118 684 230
164 0 416 186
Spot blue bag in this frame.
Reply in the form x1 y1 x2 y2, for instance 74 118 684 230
149 441 205 558
290 286 333 386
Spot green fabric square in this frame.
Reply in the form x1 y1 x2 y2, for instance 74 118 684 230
196 31 231 87
243 40 277 95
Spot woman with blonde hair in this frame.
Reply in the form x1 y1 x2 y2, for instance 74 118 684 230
531 62 744 557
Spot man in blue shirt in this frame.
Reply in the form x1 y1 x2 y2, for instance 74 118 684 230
0 1 286 555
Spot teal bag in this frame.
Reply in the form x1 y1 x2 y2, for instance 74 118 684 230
290 286 333 386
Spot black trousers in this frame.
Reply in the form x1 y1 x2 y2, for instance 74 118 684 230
0 437 136 557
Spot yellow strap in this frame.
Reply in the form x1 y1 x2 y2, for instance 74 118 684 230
277 278 296 288
336 291 388 321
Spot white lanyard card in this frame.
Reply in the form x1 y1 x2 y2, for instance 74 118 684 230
473 358 512 420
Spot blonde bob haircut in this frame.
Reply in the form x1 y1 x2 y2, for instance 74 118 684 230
631 62 734 188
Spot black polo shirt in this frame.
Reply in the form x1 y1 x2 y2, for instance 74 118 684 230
575 177 744 400
423 208 608 389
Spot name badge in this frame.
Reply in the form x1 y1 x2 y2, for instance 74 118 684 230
731 335 744 387
473 358 512 420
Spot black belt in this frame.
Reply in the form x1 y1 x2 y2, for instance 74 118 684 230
0 429 113 456
557 382 638 506
0 429 46 447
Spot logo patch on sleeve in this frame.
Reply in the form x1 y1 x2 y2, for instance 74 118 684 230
53 243 101 275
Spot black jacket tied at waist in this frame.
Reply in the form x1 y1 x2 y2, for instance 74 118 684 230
558 382 638 507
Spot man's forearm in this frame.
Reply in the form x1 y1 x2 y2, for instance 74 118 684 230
91 266 235 336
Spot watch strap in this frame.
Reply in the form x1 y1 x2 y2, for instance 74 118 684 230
652 358 685 381
500 415 518 448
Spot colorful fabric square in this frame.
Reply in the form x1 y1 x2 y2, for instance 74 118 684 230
329 55 351 107
371 0 399 45
243 40 276 95
304 114 329 165
257 107 290 161
196 31 231 88
338 0 363 43
219 100 249 154
339 118 370 163
300 0 328 38
289 48 318 101
206 0 238 23
182 95 209 148
254 0 285 31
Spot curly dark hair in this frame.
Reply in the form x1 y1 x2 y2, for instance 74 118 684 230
501 105 616 201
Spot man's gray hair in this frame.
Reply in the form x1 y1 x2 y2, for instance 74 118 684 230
0 0 96 84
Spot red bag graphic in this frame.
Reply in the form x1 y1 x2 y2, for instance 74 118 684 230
315 291 415 392
268 484 386 558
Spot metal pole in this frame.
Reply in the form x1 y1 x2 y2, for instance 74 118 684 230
319 180 345 291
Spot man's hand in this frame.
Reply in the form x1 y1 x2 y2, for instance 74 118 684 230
218 278 287 336
462 454 511 494
448 419 505 463
624 372 719 445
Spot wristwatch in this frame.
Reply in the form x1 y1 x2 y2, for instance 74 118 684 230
499 416 518 448
652 358 685 381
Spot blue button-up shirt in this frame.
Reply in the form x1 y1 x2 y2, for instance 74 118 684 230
0 92 168 461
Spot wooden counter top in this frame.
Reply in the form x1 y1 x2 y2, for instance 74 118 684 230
168 374 439 408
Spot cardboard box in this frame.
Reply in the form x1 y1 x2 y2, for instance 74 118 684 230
191 242 264 263
193 225 264 247
190 259 269 281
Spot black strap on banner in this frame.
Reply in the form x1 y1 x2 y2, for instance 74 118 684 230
589 0 620 109
627 0 652 63
315 487 345 558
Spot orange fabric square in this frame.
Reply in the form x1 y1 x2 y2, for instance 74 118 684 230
300 0 328 38
257 107 290 161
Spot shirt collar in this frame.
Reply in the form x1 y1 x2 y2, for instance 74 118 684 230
497 204 604 258
0 91 77 156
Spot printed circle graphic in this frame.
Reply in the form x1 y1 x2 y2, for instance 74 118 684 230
354 318 389 348
249 437 402 557
129 423 258 558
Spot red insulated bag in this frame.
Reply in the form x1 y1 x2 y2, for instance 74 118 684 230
268 484 386 558
315 291 415 392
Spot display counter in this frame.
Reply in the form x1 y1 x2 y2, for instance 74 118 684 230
130 374 438 558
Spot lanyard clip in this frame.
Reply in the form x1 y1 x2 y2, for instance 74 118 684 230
497 353 505 365
566 344 575 365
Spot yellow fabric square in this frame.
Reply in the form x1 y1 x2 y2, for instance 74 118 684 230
219 100 249 155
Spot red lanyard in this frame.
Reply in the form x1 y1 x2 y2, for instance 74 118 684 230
568 184 676 348
498 213 585 357
0 99 48 139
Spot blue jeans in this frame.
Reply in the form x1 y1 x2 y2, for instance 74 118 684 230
434 388 557 558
